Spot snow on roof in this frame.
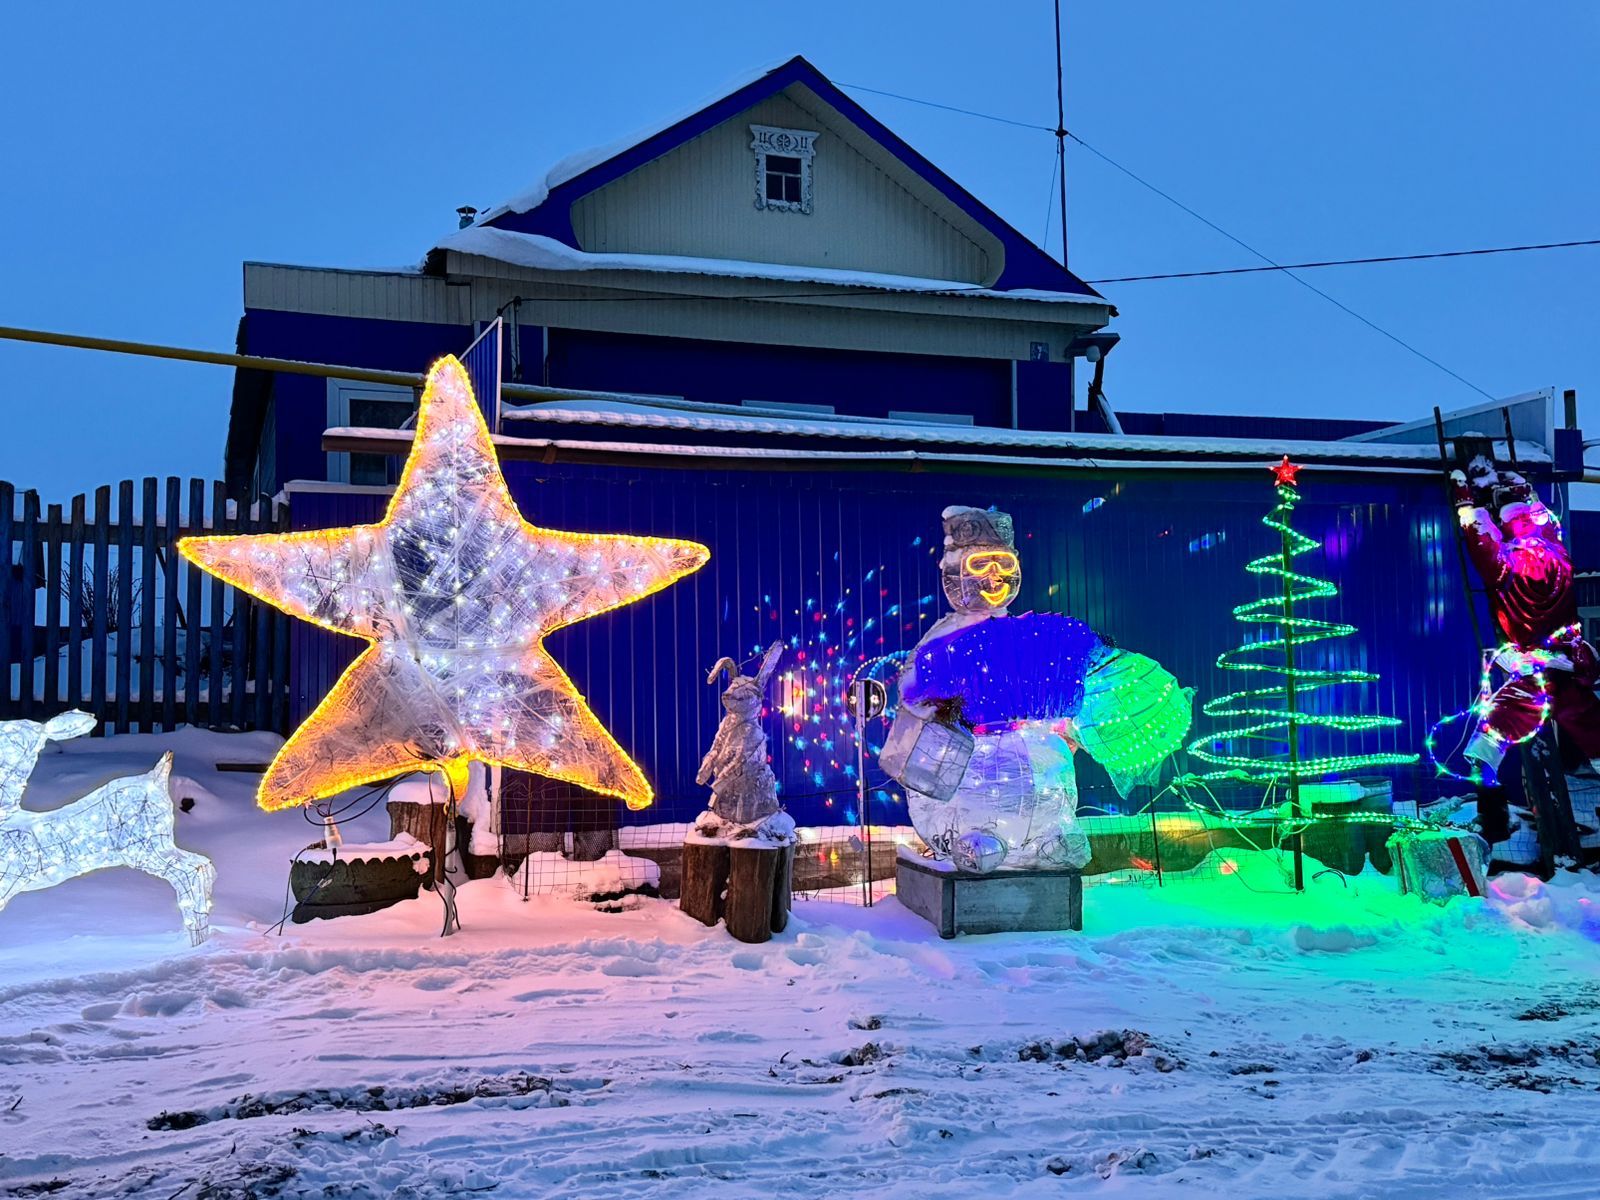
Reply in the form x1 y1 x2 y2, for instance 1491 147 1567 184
322 426 1460 476
475 61 790 225
434 225 1109 306
496 398 1551 465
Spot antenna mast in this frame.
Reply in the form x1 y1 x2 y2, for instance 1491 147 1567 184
1053 0 1069 266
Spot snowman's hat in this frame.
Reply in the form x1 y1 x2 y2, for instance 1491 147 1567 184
941 506 1015 554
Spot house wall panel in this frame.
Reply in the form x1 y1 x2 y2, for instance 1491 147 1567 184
546 327 1013 425
288 466 1478 830
242 310 472 490
571 89 998 284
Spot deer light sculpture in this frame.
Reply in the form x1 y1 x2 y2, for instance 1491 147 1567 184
0 711 216 944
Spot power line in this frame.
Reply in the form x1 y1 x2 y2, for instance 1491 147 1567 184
1087 238 1600 282
843 79 1600 283
1059 129 1494 398
840 78 1496 400
1039 145 1060 253
837 81 1053 132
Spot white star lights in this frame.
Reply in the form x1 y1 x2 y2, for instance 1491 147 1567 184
181 356 709 812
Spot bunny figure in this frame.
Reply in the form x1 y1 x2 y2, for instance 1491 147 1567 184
696 642 785 834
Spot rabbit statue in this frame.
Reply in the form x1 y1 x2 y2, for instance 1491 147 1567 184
695 642 789 838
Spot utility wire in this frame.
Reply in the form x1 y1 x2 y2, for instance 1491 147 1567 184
839 79 1498 400
1088 238 1600 282
838 81 1053 132
1060 129 1494 398
1039 148 1060 254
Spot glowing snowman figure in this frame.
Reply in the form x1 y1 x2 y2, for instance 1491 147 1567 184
0 712 216 944
889 506 1192 873
894 506 1088 872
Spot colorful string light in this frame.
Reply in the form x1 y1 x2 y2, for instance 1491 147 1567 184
762 549 939 817
1424 622 1575 785
901 611 1191 798
1075 650 1195 795
1186 462 1418 784
902 612 1104 725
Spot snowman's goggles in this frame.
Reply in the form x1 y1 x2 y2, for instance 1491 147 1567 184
961 551 1019 605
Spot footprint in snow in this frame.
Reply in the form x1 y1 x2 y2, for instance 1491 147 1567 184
411 973 462 992
118 992 198 1018
600 958 662 977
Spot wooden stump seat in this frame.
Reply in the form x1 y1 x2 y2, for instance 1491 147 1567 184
680 838 794 943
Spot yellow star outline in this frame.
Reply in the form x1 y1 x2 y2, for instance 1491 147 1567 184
179 356 709 812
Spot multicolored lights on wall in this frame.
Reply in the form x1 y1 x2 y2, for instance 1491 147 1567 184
757 543 946 820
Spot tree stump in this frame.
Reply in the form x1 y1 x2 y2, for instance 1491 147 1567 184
680 839 793 944
388 800 451 883
770 845 793 934
725 846 780 943
680 840 730 927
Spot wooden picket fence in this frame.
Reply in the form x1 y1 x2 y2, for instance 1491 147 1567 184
0 478 292 734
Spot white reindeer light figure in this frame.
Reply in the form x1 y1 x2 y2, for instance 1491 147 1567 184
0 711 216 945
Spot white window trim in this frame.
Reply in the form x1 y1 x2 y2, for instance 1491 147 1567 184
325 380 416 483
750 124 818 215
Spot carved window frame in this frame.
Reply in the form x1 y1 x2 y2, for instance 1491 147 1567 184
750 125 818 215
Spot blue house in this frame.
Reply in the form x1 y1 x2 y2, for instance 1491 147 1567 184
220 57 1586 839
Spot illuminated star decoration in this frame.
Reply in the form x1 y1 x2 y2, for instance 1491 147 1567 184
1271 456 1302 487
180 356 709 812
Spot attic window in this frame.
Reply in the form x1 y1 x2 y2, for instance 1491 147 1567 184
765 155 803 204
751 125 817 215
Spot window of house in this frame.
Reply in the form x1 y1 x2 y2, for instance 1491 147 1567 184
326 381 417 486
765 154 803 205
750 125 818 214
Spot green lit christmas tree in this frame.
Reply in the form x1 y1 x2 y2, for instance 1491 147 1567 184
1186 457 1417 798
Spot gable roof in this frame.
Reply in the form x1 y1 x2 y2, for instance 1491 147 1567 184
461 55 1102 300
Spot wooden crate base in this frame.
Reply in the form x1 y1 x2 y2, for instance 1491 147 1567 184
895 847 1082 938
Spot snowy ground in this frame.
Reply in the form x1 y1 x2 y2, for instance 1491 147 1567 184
4 732 1600 1198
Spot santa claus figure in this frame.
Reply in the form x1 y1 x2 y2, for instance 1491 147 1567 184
1452 457 1600 856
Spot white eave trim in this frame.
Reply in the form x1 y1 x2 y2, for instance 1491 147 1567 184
433 226 1109 310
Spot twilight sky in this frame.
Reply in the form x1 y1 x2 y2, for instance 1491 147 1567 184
2 1 1595 500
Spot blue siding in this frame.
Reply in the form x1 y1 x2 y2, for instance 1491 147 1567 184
1014 360 1073 431
547 328 1013 425
461 322 503 430
1570 510 1600 574
290 463 1485 829
244 312 1032 488
244 310 473 488
1116 411 1392 442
